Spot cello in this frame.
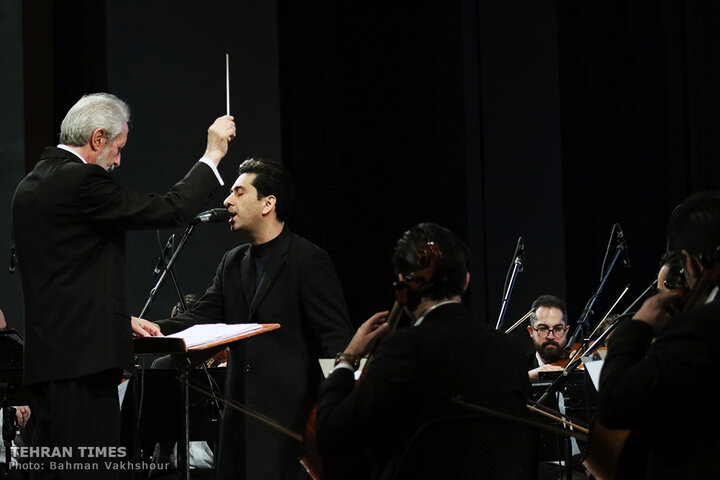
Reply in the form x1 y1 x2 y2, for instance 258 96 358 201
300 242 444 480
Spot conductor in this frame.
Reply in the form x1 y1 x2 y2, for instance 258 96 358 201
11 93 235 478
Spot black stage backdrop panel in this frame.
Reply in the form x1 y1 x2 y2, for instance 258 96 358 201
277 0 450 326
278 0 472 325
8 0 719 341
473 0 566 333
277 0 568 338
106 0 283 319
1 0 26 328
558 0 720 322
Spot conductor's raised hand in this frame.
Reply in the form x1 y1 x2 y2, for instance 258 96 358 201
344 311 390 358
203 115 236 166
131 316 163 337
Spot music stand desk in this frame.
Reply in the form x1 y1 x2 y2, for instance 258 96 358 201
133 323 279 479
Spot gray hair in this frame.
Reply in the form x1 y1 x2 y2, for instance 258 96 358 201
59 93 131 146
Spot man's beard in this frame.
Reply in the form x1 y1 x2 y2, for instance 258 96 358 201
539 340 564 363
96 147 116 172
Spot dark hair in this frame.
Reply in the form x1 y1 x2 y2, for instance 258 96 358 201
391 222 469 301
238 158 295 222
529 295 568 326
667 191 720 266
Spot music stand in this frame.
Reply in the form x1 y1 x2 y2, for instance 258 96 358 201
133 323 279 480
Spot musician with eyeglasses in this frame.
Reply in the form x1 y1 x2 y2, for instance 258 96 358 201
656 250 685 294
526 295 570 381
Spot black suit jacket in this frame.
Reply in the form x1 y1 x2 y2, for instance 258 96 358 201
598 296 720 479
527 352 541 371
158 226 353 480
315 302 531 480
12 147 219 385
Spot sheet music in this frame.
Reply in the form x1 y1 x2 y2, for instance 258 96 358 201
167 323 263 349
582 350 607 391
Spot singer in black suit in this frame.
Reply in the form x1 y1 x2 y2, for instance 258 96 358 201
155 159 353 480
314 223 531 480
11 93 235 478
598 192 720 480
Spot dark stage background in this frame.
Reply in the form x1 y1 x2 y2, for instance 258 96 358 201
2 0 719 354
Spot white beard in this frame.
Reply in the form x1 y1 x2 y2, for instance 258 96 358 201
96 147 116 172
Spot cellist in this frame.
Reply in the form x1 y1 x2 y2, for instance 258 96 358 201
597 192 720 479
312 222 530 480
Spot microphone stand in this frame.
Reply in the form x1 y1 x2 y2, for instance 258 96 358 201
565 239 625 352
558 310 629 376
585 284 630 341
134 224 198 480
138 225 195 318
137 208 230 317
537 239 625 406
496 237 524 330
504 308 536 334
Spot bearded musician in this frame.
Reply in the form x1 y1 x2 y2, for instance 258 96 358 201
526 295 570 382
598 191 720 479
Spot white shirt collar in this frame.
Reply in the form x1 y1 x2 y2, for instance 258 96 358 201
706 286 719 303
57 144 87 164
412 300 460 327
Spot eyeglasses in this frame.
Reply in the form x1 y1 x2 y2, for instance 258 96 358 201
532 325 567 338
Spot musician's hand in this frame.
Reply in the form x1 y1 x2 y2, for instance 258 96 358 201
344 311 390 358
203 115 236 165
528 364 563 382
632 290 684 335
131 316 163 337
14 405 31 428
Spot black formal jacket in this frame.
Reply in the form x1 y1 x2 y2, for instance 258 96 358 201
12 147 219 385
527 352 541 371
315 302 531 480
598 296 720 479
158 226 353 480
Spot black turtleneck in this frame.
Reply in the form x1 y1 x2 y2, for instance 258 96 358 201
250 232 282 291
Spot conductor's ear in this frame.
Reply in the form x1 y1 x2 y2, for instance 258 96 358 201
90 128 107 152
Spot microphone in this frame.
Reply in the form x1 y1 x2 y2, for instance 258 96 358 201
615 224 631 269
515 236 525 272
8 244 17 273
190 208 231 225
153 234 175 276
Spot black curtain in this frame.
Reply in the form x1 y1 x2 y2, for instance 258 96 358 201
278 0 471 324
5 0 719 336
558 0 720 319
